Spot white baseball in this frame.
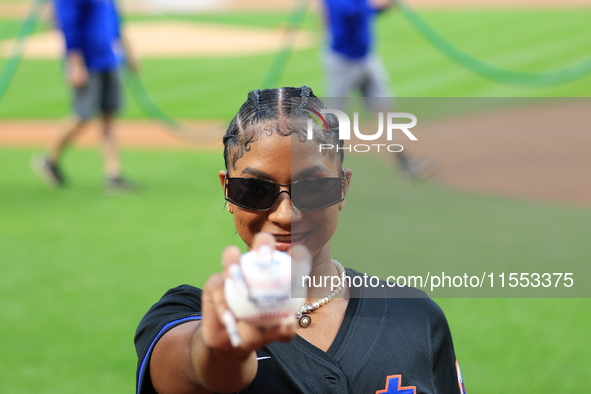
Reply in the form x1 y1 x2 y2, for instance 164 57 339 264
224 247 306 328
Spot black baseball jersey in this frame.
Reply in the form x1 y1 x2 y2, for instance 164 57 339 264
135 269 466 394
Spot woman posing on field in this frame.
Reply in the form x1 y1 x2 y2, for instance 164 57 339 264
135 87 465 394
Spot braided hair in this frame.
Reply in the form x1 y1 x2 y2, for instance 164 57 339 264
223 86 343 171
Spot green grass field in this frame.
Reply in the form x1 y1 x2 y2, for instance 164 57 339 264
2 9 591 118
1 5 591 394
1 148 590 393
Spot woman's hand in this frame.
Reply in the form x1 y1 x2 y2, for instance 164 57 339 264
151 233 311 394
66 51 88 89
200 232 309 354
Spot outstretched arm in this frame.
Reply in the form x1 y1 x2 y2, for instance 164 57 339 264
146 234 306 394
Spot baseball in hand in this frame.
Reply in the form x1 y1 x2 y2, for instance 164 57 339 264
224 246 307 328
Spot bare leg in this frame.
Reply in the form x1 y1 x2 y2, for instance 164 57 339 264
48 117 90 164
101 111 136 191
32 116 89 186
101 111 121 179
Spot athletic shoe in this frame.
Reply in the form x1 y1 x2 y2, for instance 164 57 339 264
105 176 137 194
31 154 65 187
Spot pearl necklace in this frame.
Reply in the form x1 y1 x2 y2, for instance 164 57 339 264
295 259 346 327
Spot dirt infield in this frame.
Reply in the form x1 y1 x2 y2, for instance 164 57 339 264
1 100 590 207
0 119 225 150
0 21 314 59
400 100 591 207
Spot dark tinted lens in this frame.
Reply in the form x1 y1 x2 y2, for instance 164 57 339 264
292 178 343 210
226 178 279 210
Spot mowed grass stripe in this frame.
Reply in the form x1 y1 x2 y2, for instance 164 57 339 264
437 298 591 392
1 9 591 119
379 10 591 72
378 10 591 96
0 148 236 393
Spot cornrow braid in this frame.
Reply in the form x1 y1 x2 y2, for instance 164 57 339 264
248 89 262 113
298 85 312 112
222 87 344 171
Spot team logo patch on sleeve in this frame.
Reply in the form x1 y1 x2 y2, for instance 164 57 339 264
455 360 467 394
375 375 416 394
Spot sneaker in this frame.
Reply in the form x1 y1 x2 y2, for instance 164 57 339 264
400 158 439 182
31 154 65 187
105 176 137 193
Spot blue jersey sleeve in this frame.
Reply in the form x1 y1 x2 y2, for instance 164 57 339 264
135 285 203 394
111 1 122 39
53 0 85 52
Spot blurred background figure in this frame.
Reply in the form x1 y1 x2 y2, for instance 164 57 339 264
33 0 138 192
321 0 436 181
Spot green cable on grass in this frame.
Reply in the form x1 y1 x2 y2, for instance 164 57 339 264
124 69 182 129
0 0 47 103
125 0 311 139
397 1 591 86
125 68 230 143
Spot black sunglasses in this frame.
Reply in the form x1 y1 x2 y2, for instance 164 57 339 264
225 173 346 211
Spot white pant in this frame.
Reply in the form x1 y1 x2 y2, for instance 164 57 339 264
323 49 393 111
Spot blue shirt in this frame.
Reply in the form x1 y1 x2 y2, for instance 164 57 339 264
53 0 123 71
323 0 378 59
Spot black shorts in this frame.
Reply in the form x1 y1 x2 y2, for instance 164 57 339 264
73 69 122 120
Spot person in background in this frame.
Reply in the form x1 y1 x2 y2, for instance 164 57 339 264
33 0 138 192
322 0 435 180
